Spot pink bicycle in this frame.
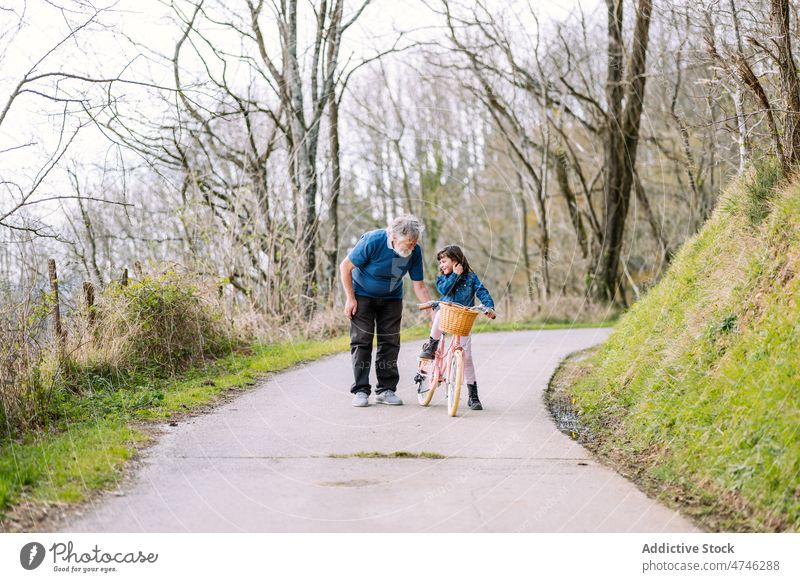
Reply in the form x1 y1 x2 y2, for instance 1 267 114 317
414 300 496 416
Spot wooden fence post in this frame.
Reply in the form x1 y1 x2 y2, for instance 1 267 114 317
83 281 95 327
48 258 66 358
121 268 128 287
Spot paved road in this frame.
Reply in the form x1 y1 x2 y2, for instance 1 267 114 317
64 328 699 532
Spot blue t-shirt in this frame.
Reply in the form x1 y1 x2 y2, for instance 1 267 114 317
347 229 424 299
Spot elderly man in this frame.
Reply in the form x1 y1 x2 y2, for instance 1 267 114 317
340 215 432 407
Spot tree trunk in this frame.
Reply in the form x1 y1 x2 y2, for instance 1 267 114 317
770 0 800 170
595 0 653 303
48 259 66 360
515 171 534 298
596 0 625 302
83 281 96 328
327 91 342 304
728 0 751 173
284 0 318 316
555 149 588 259
633 170 671 270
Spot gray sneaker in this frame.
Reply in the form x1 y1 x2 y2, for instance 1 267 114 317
352 392 369 407
375 390 403 405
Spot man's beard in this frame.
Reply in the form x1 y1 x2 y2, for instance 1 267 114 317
395 247 412 258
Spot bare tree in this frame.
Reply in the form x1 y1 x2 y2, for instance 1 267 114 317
435 0 558 298
0 2 159 238
247 0 370 316
705 0 800 173
769 0 800 169
89 0 373 317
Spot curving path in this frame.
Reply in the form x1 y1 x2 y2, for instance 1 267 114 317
63 328 699 532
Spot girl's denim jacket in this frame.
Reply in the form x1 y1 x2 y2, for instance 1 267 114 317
436 271 495 309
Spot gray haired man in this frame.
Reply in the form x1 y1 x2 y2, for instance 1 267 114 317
339 215 433 407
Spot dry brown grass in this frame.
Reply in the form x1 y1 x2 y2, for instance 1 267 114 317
498 294 619 324
0 291 55 437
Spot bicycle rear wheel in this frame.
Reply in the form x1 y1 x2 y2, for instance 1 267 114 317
417 359 439 406
447 349 463 417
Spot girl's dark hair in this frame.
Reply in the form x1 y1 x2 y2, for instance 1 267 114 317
436 245 471 275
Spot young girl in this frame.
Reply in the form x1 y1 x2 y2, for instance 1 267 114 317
418 245 495 410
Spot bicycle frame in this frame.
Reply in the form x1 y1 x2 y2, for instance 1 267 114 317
431 332 464 386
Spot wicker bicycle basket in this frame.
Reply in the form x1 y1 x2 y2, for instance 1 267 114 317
438 302 479 336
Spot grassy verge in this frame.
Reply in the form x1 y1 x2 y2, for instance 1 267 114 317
0 316 612 530
549 164 799 532
329 451 446 459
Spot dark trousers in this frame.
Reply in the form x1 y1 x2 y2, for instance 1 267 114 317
350 295 403 395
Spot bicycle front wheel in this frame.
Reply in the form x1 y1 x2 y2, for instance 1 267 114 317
447 349 463 417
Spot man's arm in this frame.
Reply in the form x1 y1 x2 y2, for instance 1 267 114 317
412 280 434 319
340 257 358 319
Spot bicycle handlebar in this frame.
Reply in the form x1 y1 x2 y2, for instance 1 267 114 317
418 300 497 319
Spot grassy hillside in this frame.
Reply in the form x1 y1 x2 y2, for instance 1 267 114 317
556 162 799 531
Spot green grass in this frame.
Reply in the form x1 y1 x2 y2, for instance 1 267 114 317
562 164 800 532
329 450 446 459
0 421 148 510
0 312 611 526
0 336 351 523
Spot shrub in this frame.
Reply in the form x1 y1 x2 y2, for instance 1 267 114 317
73 269 236 379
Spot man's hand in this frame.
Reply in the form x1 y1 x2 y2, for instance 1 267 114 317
339 257 358 320
453 262 464 275
344 296 358 319
486 308 497 320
